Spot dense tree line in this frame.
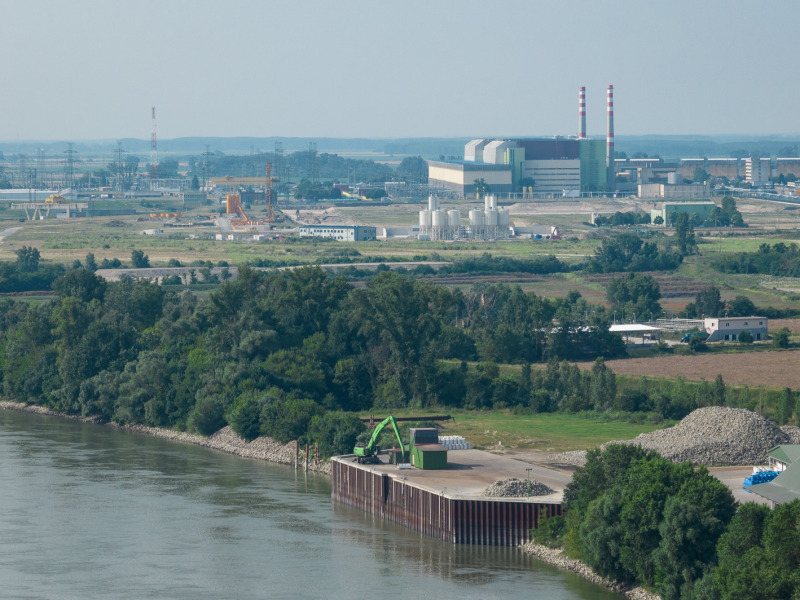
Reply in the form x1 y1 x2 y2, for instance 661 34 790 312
593 211 651 228
714 242 800 277
0 266 627 453
537 444 800 600
587 234 683 273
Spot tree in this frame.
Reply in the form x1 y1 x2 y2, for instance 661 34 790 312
675 212 696 255
772 327 791 349
607 272 663 320
84 253 98 272
738 330 754 344
191 174 200 190
653 215 664 225
693 167 710 183
473 178 489 199
15 246 40 273
777 388 795 426
684 286 725 318
396 156 428 183
726 295 756 317
131 249 150 268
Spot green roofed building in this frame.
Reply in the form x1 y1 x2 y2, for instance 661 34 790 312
749 445 800 507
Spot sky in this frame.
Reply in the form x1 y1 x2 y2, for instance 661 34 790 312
1 0 799 141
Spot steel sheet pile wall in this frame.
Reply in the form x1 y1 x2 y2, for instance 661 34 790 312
332 459 563 546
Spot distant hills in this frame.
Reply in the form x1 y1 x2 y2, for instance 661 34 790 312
0 135 798 160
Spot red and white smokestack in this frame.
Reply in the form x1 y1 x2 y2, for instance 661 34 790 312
579 86 586 139
606 85 614 167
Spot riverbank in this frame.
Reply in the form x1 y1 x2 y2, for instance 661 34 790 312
0 401 331 475
521 542 661 600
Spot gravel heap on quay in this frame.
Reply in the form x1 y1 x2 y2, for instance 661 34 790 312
606 406 791 467
483 477 553 497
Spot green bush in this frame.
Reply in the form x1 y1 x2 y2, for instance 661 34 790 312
738 331 754 344
189 396 226 435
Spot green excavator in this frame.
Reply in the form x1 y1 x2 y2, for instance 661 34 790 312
353 416 407 464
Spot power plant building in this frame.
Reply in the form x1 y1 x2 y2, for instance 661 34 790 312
428 86 615 197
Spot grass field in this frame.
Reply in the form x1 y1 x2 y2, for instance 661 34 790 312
362 409 672 452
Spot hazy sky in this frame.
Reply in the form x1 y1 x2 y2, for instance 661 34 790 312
2 0 798 141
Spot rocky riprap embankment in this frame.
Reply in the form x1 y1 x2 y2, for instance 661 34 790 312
522 542 661 600
483 477 553 497
605 406 791 466
0 401 330 475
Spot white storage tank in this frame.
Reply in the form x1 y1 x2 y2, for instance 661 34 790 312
485 209 498 226
469 209 484 226
484 195 497 211
432 210 447 227
499 209 509 227
448 209 461 228
428 196 439 211
419 210 432 227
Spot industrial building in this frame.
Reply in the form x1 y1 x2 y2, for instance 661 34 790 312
650 201 717 224
748 445 800 506
703 316 768 342
297 225 376 241
428 86 616 197
640 182 711 199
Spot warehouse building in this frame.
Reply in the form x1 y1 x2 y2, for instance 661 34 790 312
650 200 716 223
298 225 376 241
427 160 513 196
749 445 800 507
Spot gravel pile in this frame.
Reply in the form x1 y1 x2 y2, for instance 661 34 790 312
782 426 800 444
606 407 790 466
483 477 553 497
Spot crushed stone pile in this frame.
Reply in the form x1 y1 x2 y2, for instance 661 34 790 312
781 426 800 444
606 406 790 466
483 477 553 498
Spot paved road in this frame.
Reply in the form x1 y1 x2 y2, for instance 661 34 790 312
0 227 21 241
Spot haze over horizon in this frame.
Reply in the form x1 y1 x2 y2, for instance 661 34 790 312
2 0 798 142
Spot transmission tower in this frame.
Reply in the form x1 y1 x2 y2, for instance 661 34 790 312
266 162 275 222
202 144 212 187
308 141 318 184
274 141 284 184
64 143 76 197
37 148 45 189
150 106 158 190
115 142 126 192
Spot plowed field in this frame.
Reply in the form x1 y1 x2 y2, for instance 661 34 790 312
577 350 800 388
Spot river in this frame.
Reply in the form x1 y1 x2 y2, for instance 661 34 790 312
0 408 620 599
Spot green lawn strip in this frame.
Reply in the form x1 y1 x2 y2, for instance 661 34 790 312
357 408 671 452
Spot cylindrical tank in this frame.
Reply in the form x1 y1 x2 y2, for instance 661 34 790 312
419 210 432 227
448 209 460 228
432 210 446 227
469 209 484 226
428 196 439 211
485 209 498 226
667 172 682 185
484 194 497 211
499 209 509 227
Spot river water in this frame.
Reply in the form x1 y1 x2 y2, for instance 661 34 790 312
0 409 619 599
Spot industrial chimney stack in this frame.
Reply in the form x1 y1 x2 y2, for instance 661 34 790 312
606 85 615 190
579 86 586 139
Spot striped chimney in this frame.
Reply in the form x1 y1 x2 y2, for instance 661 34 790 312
579 86 586 138
606 84 614 167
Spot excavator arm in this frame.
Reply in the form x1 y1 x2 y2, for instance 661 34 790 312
354 416 406 463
